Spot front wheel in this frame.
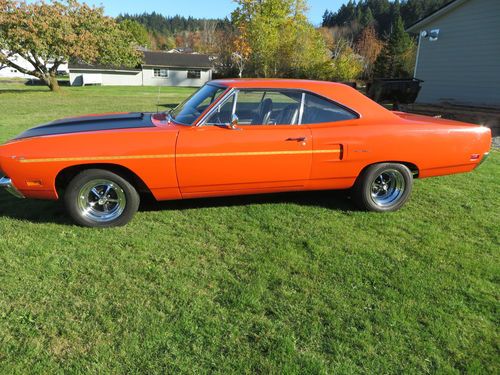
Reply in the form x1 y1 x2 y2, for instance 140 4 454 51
64 169 140 227
352 163 413 212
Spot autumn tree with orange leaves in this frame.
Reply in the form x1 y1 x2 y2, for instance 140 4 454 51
0 0 142 91
355 25 383 79
231 24 252 78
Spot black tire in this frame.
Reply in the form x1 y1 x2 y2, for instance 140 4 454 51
352 163 413 212
64 169 140 227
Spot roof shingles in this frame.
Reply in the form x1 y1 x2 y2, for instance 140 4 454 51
69 51 213 71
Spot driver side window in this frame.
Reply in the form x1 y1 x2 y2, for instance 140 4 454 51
205 90 302 126
205 94 235 125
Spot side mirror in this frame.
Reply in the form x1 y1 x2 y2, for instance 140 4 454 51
229 114 239 130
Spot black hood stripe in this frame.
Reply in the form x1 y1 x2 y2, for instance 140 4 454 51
14 113 154 140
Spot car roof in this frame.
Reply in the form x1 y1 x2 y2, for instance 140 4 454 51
212 78 346 90
210 79 397 120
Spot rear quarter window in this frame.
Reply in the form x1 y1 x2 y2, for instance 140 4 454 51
302 93 357 124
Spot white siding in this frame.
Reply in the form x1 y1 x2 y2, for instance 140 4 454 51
413 0 500 107
142 68 211 87
0 52 68 79
70 70 143 86
69 67 212 87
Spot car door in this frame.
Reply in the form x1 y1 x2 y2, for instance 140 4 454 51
175 89 313 198
301 93 360 189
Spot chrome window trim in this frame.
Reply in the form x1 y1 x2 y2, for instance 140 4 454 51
300 92 360 124
298 92 306 125
197 87 360 127
197 88 236 126
174 84 229 126
231 90 239 117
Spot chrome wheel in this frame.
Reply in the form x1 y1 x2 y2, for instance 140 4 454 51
370 169 406 207
77 179 126 223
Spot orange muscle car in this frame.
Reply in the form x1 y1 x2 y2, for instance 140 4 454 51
0 79 491 227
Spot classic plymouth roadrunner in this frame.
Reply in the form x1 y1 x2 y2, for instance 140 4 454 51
0 79 491 227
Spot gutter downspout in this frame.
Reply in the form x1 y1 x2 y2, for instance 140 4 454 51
414 32 422 78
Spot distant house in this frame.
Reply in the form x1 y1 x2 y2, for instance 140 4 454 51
406 0 500 107
69 51 213 87
0 51 68 79
167 47 195 54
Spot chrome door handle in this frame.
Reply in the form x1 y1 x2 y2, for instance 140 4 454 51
286 137 306 142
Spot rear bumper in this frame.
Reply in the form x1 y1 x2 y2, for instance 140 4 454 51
0 176 25 199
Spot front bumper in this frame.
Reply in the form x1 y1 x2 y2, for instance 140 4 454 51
0 176 25 199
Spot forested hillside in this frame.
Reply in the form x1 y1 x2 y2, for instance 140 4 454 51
118 13 229 51
323 0 449 36
117 1 448 81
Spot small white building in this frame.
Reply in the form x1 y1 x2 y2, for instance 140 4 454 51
69 51 213 87
0 51 68 79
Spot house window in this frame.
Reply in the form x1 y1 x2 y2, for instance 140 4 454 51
187 70 201 79
153 69 168 78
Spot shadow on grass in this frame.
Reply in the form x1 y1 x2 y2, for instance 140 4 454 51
0 88 50 94
0 191 71 225
141 189 356 213
159 103 180 109
0 190 356 225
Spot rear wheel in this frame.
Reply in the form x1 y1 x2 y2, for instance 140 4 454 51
353 163 413 212
64 169 140 227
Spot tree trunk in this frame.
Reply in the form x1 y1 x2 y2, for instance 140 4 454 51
46 74 61 92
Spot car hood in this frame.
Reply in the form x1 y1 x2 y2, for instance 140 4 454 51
13 112 155 141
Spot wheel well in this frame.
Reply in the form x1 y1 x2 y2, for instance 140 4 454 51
55 164 152 197
361 161 420 178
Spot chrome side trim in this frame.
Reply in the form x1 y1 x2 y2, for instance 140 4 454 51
0 176 25 199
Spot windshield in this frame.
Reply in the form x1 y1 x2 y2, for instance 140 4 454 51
170 84 227 125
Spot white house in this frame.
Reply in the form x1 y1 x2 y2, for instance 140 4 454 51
406 0 500 107
0 51 68 79
69 51 213 87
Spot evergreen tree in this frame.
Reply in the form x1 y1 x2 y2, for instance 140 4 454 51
361 7 375 27
373 15 415 78
118 19 151 48
322 0 450 38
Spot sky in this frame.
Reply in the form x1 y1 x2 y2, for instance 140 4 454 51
74 0 345 26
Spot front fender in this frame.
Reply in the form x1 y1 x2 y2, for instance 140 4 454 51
0 127 181 201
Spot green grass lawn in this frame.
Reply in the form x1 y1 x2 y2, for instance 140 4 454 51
0 83 499 374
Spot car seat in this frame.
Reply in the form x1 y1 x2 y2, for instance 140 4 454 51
275 104 300 125
252 98 273 125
